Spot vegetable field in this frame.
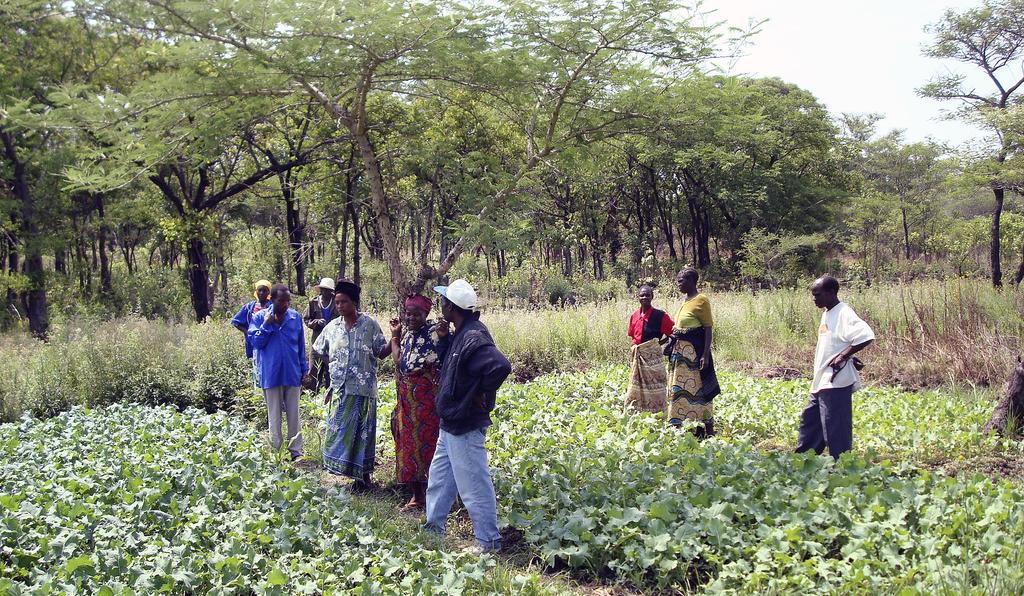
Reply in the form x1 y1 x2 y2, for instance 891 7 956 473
488 369 1024 592
3 369 1024 594
0 405 544 595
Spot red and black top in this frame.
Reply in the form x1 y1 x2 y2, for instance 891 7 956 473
627 307 674 345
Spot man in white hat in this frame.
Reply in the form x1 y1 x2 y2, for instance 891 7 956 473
302 277 339 391
424 278 512 554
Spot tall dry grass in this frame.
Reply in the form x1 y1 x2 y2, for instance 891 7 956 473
1 280 1018 422
474 279 1023 388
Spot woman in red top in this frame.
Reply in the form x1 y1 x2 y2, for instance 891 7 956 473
624 285 674 412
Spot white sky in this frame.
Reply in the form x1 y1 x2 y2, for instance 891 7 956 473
704 0 996 148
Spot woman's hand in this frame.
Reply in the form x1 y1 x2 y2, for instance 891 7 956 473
434 318 450 338
389 318 402 339
700 356 709 371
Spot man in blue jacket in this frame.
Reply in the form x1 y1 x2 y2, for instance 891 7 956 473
424 279 512 554
248 283 309 461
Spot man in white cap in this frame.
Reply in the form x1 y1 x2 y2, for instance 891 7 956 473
302 277 339 391
424 278 512 554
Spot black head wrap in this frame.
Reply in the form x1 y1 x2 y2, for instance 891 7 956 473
335 280 361 305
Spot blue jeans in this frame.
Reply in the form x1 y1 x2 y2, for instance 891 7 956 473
424 428 501 550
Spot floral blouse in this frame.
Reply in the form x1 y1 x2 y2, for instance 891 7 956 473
312 314 387 396
399 321 441 375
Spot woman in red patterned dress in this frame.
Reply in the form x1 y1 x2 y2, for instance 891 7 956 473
391 294 442 511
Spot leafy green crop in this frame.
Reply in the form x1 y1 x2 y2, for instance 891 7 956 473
5 367 1023 594
489 368 1024 592
0 404 547 595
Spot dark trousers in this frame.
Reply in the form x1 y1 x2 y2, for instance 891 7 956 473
312 353 330 391
795 385 853 460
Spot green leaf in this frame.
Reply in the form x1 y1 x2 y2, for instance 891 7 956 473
268 567 289 586
65 554 94 574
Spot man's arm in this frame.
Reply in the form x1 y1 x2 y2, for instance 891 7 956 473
301 301 317 329
230 304 250 333
660 312 675 342
829 340 872 368
831 309 875 367
465 343 512 394
298 319 309 376
248 311 278 350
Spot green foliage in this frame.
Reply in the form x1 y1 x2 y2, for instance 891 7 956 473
738 228 825 288
0 404 553 594
0 317 250 422
489 368 1024 592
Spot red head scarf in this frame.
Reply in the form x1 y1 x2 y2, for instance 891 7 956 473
404 294 432 313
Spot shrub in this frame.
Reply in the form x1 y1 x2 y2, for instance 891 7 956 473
0 317 251 422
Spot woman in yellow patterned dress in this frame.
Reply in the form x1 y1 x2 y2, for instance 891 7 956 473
666 267 720 437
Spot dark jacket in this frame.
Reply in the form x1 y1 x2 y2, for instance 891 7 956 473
302 295 338 344
435 319 512 435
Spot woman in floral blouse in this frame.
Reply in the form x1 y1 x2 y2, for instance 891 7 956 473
390 294 442 511
312 280 392 490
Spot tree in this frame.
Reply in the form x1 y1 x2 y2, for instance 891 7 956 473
738 228 825 289
1 1 140 335
61 71 341 320
921 0 1024 287
85 0 718 303
860 132 945 261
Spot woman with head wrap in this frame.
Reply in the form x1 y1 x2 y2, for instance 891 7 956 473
666 267 720 438
390 294 442 511
231 280 274 385
312 280 392 490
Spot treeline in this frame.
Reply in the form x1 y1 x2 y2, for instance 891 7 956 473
3 0 1024 335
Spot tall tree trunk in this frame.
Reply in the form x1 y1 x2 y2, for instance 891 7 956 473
187 238 212 322
901 205 911 261
6 235 18 313
55 249 66 274
216 239 228 307
992 186 1004 287
349 201 361 286
96 194 113 296
349 117 407 299
2 131 47 336
281 172 306 295
647 165 677 259
339 201 350 280
685 189 710 269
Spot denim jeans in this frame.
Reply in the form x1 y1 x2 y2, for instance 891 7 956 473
424 428 501 550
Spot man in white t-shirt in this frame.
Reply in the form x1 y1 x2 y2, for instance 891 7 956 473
795 276 875 460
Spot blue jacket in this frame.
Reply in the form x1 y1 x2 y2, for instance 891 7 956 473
231 299 271 358
248 308 309 389
435 319 512 435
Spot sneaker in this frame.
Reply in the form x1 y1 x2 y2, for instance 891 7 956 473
463 542 502 556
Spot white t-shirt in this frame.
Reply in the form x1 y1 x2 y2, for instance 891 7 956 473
811 302 875 393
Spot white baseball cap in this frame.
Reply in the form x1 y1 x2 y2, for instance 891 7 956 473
433 279 478 311
315 277 336 291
